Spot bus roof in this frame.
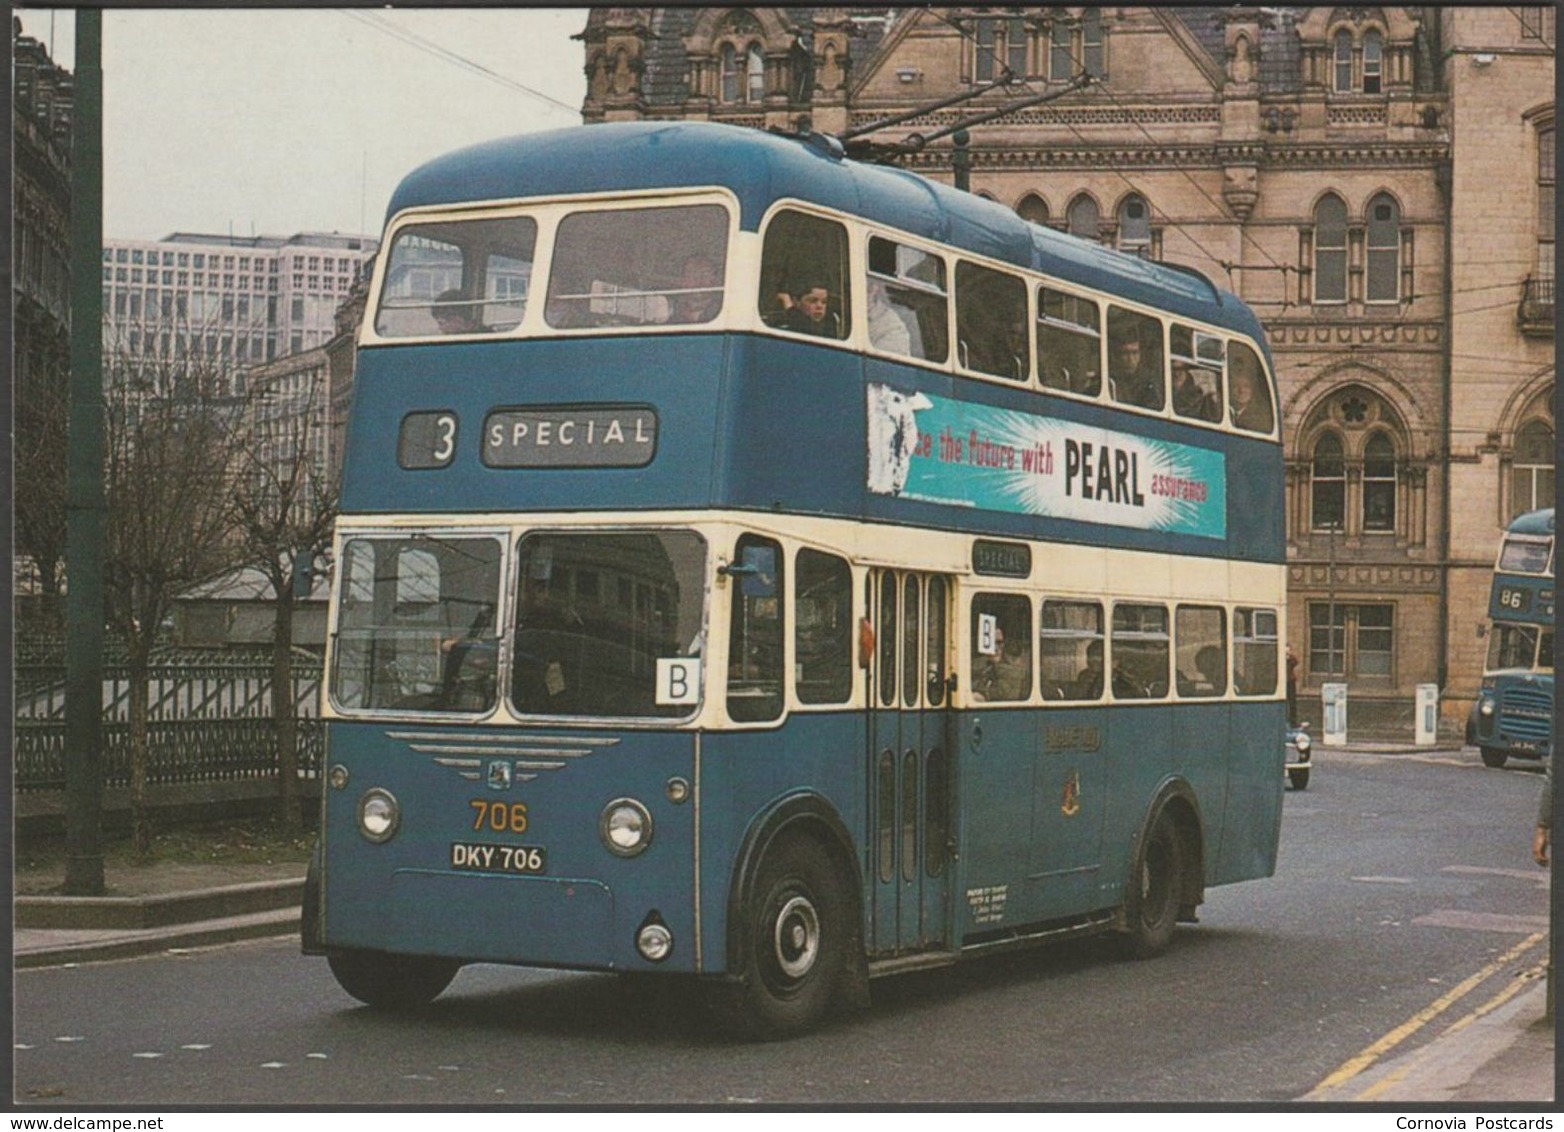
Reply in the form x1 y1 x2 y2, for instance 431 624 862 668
387 120 1265 341
1508 508 1556 537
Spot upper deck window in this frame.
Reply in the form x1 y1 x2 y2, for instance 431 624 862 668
759 209 851 341
955 261 1028 381
1499 537 1552 575
1036 287 1101 396
546 204 729 330
1170 324 1224 423
1106 306 1164 411
375 216 537 338
865 236 946 361
1227 341 1275 435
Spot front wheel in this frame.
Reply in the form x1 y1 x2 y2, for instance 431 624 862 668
721 836 855 1040
1480 747 1508 769
327 949 460 1010
1121 810 1183 959
1288 768 1311 791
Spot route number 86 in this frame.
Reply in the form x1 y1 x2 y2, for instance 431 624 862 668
470 799 529 833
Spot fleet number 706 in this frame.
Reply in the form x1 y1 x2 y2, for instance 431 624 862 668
470 799 529 833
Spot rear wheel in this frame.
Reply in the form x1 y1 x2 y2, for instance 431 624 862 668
327 949 460 1010
1288 768 1311 791
1480 747 1508 769
1122 810 1183 959
720 836 854 1040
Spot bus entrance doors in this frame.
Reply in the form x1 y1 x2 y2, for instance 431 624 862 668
867 570 955 957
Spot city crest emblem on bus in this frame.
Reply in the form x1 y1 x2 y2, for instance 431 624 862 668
1061 771 1081 818
487 760 513 791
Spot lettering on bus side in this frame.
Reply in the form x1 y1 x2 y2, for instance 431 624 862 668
1063 439 1147 507
482 406 658 468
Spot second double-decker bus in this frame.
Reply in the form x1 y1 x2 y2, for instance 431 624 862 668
304 120 1288 1038
1472 508 1554 768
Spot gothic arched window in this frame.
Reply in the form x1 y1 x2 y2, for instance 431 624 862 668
1117 194 1152 257
1313 194 1348 304
1016 193 1050 227
1362 431 1397 532
1365 194 1401 304
746 44 765 103
1334 30 1354 92
1512 417 1556 519
1312 432 1346 531
1067 195 1100 242
1362 30 1383 94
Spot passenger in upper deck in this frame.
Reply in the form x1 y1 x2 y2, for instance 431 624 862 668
433 289 484 335
1228 351 1273 433
776 282 841 338
667 255 723 324
1110 335 1162 410
866 277 915 356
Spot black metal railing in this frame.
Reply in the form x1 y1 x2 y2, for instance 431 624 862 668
14 646 323 792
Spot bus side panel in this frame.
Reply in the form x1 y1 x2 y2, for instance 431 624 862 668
1171 702 1232 883
318 722 702 973
719 338 878 518
953 708 1045 935
1211 701 1286 884
694 715 867 975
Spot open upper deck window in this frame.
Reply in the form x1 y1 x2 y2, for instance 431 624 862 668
758 209 851 341
546 203 730 330
374 216 537 338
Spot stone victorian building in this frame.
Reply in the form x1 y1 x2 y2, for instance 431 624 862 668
13 18 75 612
577 6 1554 734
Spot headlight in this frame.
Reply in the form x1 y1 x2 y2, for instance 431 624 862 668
1294 731 1311 754
600 798 653 857
357 788 401 843
1479 698 1496 717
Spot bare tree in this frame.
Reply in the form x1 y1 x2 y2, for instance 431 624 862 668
230 354 339 830
15 323 70 622
101 328 248 855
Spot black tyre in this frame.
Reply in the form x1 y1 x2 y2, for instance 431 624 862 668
1480 747 1508 768
1288 768 1311 791
727 836 854 1040
327 949 460 1010
1122 810 1183 959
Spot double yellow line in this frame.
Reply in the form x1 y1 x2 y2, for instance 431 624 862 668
1309 931 1548 1101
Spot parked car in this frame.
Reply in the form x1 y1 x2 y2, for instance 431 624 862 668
1286 723 1312 790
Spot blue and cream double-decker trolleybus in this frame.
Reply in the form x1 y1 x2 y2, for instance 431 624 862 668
1472 508 1554 768
304 121 1288 1037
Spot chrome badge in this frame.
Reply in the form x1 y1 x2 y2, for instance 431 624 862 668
487 760 513 791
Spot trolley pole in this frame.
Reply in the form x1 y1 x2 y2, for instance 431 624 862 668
64 8 106 895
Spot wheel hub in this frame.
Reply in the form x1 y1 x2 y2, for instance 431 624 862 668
773 894 820 980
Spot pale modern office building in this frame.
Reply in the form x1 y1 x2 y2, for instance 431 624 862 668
100 231 378 394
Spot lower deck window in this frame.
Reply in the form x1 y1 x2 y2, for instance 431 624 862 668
331 535 504 713
511 530 707 718
1111 603 1169 699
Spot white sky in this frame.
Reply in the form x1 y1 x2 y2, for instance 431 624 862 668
15 7 588 241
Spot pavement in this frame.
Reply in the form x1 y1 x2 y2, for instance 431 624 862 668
12 740 1555 1104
